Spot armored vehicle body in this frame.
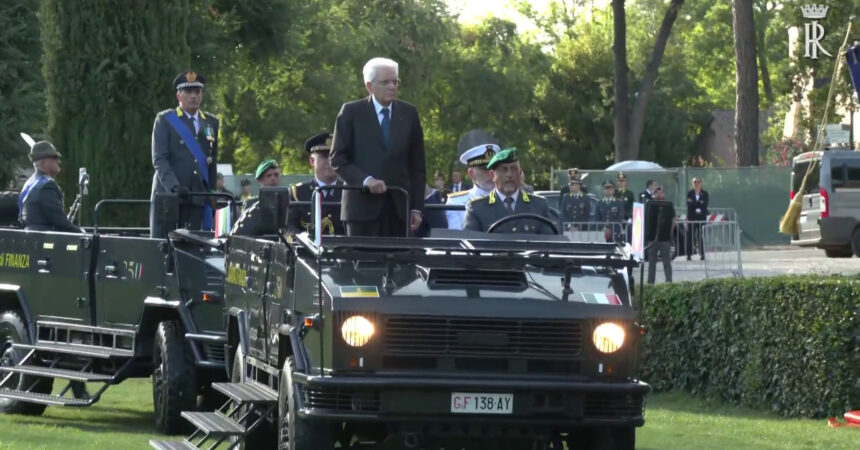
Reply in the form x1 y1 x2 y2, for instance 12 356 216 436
0 196 231 433
152 188 649 450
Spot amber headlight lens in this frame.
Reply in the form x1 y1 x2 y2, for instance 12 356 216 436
592 322 625 353
341 315 375 347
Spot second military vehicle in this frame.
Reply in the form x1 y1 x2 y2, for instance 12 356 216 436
0 194 232 433
151 187 648 450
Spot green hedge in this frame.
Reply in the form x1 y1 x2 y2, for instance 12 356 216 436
641 276 859 418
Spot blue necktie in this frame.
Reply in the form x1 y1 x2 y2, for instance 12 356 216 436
381 107 390 148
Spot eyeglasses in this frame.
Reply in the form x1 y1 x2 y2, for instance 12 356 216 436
375 79 400 87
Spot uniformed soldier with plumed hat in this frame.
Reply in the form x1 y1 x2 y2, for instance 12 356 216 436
463 148 555 234
150 70 219 238
286 132 345 236
445 129 499 230
18 141 83 233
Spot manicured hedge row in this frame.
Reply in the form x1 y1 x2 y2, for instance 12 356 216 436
640 276 859 417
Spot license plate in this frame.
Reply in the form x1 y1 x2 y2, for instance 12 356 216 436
450 392 513 414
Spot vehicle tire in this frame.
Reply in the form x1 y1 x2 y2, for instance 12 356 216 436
567 426 634 450
851 228 860 257
824 247 853 258
0 310 52 415
278 356 334 450
152 320 197 434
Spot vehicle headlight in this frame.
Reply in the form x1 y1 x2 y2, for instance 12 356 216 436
341 315 375 347
592 322 625 353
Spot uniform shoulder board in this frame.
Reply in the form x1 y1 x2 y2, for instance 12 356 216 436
203 111 219 121
289 183 301 201
447 190 470 198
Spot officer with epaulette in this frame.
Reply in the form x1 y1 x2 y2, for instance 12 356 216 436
445 129 499 230
463 148 554 234
286 132 345 236
150 70 219 238
230 159 281 236
559 177 590 229
18 141 83 233
596 179 625 242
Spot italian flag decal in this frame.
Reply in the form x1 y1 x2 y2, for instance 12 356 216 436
581 292 622 305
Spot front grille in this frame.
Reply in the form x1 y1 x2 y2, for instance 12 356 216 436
584 394 644 418
427 269 527 290
384 316 583 358
302 386 380 412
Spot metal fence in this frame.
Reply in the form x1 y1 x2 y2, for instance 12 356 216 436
703 221 744 278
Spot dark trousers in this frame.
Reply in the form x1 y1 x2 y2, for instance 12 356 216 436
150 202 203 238
346 195 407 237
686 222 705 258
647 241 672 284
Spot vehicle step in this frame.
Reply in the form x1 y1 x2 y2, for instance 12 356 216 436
0 365 113 382
0 388 90 406
180 411 245 435
14 342 134 359
212 382 278 404
149 440 198 450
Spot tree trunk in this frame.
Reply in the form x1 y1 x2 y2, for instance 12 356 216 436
732 0 760 166
612 0 630 163
628 0 685 160
41 0 190 224
755 1 774 105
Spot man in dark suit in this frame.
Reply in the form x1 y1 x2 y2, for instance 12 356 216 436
287 132 345 236
330 57 425 237
686 177 709 260
646 187 675 284
639 179 657 203
449 170 471 193
415 185 448 237
18 141 83 233
150 70 219 238
463 148 554 234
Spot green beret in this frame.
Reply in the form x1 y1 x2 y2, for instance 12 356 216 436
487 147 518 170
30 141 62 162
255 159 278 179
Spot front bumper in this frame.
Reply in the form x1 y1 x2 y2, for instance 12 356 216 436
292 372 649 428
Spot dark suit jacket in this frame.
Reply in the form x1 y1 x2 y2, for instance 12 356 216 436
416 190 448 237
329 96 425 221
449 181 471 193
686 189 709 221
21 175 82 233
463 191 554 234
639 190 653 203
287 180 345 235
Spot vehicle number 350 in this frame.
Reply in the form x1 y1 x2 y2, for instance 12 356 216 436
450 392 513 414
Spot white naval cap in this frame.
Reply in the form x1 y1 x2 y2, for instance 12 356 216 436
459 143 500 167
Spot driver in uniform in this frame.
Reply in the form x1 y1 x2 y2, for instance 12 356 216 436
463 148 554 234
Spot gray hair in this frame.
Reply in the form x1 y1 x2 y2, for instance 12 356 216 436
363 57 399 83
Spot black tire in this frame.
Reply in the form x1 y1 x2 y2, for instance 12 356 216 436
0 310 52 415
278 356 334 450
824 247 853 258
152 320 197 434
851 228 860 257
567 427 634 450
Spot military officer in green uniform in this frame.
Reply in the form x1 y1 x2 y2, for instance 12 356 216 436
463 148 554 234
559 177 590 229
287 132 345 236
230 159 282 236
596 180 625 242
18 141 83 233
150 70 219 238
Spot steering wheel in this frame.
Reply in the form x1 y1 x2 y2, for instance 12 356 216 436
487 213 560 235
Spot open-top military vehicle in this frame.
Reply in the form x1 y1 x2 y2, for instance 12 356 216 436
0 192 233 433
151 186 648 450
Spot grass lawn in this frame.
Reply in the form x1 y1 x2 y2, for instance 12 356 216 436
0 380 855 449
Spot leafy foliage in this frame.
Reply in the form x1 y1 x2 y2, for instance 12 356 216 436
641 276 859 417
0 0 43 188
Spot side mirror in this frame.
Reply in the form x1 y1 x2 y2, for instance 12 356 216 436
258 186 290 234
154 192 180 238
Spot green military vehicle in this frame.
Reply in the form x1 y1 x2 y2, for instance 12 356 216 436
151 187 648 450
0 193 232 433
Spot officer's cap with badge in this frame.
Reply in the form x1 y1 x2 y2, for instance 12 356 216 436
603 179 616 188
304 132 333 155
30 141 62 162
569 177 583 185
459 144 499 168
174 70 205 90
255 160 278 180
487 147 518 170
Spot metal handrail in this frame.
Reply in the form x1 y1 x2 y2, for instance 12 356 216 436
310 185 410 244
93 192 236 234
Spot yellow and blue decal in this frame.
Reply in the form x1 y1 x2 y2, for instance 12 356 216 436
339 286 380 298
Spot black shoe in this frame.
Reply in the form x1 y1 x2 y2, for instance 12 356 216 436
686 256 691 261
700 255 705 261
